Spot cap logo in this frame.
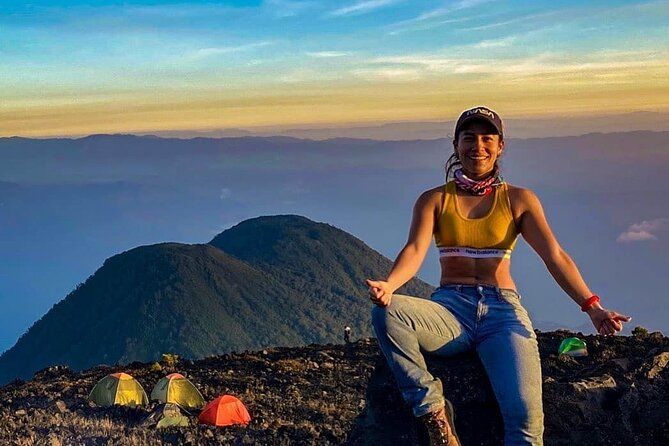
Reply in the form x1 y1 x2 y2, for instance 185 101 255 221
465 108 495 120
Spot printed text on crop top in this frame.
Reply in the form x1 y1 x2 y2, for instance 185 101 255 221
434 180 519 259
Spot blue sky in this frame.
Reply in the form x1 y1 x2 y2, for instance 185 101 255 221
1 0 668 135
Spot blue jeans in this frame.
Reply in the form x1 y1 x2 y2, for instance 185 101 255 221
371 284 544 446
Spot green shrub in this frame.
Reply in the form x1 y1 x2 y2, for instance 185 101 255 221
150 362 163 372
161 353 180 368
632 326 649 337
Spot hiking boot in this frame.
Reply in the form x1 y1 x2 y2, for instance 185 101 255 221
419 400 461 446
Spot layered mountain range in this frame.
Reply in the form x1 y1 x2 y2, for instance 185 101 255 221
0 215 432 385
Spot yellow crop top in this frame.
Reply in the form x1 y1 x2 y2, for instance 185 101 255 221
434 180 519 259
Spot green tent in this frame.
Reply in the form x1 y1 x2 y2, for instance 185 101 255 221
142 402 191 429
150 373 205 410
558 337 588 357
88 372 149 407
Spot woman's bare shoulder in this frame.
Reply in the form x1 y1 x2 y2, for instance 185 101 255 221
415 184 445 216
506 183 541 211
420 184 448 202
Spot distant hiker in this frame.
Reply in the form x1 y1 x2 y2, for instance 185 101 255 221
344 326 352 344
365 106 632 446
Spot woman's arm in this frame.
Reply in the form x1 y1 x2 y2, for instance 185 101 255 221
366 189 437 307
516 188 631 335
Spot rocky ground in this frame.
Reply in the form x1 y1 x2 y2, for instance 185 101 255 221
0 329 668 445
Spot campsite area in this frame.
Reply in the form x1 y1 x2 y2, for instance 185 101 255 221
1 330 668 445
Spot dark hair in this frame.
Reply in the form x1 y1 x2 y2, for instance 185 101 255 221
444 151 461 182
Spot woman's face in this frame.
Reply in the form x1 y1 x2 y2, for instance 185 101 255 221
453 120 505 179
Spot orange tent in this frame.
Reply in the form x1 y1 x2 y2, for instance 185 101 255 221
198 395 251 427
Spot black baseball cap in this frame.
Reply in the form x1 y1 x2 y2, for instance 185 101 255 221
454 106 504 139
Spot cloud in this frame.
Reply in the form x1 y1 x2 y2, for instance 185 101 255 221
388 15 481 35
329 0 402 17
306 51 350 58
188 41 275 60
416 0 492 21
351 67 423 80
219 188 232 200
364 50 669 79
387 0 492 34
369 54 458 70
459 11 560 31
277 67 343 83
617 218 669 243
264 0 317 18
472 36 517 49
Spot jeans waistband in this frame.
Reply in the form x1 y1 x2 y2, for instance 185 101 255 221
437 283 521 299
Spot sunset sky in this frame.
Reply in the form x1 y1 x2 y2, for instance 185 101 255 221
2 0 669 137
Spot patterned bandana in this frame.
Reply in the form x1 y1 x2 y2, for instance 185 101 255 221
453 166 503 196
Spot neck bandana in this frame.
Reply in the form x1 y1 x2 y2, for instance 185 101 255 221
453 166 503 196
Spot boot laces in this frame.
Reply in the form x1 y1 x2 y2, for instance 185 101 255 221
423 409 455 445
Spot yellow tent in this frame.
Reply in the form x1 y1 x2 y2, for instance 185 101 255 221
150 373 205 410
88 372 148 407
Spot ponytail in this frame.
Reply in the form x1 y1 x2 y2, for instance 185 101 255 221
444 152 461 182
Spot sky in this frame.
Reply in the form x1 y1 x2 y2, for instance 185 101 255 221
1 0 669 137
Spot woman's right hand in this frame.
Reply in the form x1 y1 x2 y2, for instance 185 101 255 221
587 307 632 336
366 279 395 307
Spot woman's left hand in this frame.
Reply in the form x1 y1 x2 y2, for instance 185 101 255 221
587 307 632 336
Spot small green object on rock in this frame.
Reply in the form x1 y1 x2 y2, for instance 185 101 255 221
558 337 588 357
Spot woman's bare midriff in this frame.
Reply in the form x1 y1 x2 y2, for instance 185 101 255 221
439 256 517 291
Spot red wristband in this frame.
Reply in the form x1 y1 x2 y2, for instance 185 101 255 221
580 295 600 312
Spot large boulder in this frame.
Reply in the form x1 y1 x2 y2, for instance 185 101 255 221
360 330 669 445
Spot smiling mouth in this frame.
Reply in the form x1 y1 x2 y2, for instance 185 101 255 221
468 155 489 160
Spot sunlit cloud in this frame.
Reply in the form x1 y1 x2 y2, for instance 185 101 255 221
387 0 492 34
369 55 458 72
367 50 669 78
459 10 563 31
415 0 493 21
306 51 350 58
265 0 317 18
387 14 482 35
277 68 343 83
351 67 423 81
472 36 517 49
617 218 669 243
187 41 276 60
329 0 403 17
451 57 669 76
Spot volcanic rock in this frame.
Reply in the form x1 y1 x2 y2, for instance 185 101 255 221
0 331 667 445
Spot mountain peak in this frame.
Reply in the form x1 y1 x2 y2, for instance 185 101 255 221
213 214 318 237
0 216 432 385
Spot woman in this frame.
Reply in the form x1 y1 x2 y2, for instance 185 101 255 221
365 106 632 446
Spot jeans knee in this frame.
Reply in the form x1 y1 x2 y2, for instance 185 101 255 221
370 296 404 334
505 399 544 437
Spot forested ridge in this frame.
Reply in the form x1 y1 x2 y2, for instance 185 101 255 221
0 215 433 384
